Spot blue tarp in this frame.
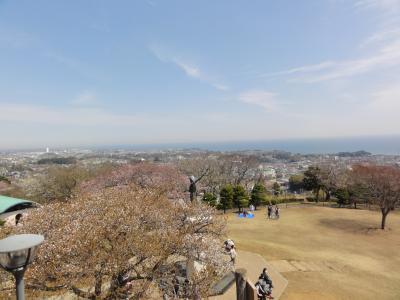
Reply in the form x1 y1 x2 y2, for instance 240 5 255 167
238 212 254 218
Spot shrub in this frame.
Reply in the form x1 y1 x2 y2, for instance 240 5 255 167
306 196 317 202
202 192 217 207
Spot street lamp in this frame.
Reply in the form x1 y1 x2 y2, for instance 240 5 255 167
0 234 44 300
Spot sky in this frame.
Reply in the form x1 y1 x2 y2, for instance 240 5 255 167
0 0 400 149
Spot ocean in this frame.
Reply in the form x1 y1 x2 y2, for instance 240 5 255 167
106 135 400 155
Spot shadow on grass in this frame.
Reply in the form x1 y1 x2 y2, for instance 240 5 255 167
319 218 382 234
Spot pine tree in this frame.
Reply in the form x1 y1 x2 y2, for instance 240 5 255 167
272 182 281 196
233 185 249 212
202 192 217 207
219 185 233 213
250 182 267 210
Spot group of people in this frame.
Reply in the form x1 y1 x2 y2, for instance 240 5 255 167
224 239 237 267
224 239 274 299
239 208 255 218
255 267 274 299
267 204 280 219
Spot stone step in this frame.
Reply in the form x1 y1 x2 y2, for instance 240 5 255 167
210 250 288 300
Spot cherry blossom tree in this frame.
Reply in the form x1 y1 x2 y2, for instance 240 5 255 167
0 183 229 299
80 162 187 200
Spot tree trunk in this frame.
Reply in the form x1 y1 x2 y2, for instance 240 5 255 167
223 205 226 214
381 208 390 230
315 187 320 202
354 202 357 209
94 268 103 296
325 189 330 201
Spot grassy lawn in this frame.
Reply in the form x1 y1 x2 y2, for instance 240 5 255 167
226 205 400 300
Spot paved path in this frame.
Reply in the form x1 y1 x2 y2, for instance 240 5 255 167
210 250 288 300
269 259 344 273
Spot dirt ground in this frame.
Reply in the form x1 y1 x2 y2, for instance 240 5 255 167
226 205 400 300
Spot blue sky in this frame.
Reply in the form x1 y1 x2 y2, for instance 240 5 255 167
1 0 400 149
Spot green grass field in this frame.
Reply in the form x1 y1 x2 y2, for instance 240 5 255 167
226 205 400 300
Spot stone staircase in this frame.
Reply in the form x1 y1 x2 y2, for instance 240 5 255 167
210 250 288 300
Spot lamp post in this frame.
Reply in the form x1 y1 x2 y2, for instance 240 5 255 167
0 234 44 300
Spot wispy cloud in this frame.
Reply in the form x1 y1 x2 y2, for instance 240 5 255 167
354 0 400 12
360 28 400 47
260 61 335 78
44 51 104 80
71 90 98 106
146 0 156 7
265 38 400 83
354 0 400 28
212 83 229 91
0 103 141 126
0 28 37 49
368 83 400 112
173 59 201 79
148 45 229 91
238 90 279 111
262 1 400 84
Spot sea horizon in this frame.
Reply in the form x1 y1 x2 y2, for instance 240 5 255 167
3 135 399 155
106 135 400 155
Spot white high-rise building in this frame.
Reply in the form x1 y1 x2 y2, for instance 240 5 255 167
46 147 50 153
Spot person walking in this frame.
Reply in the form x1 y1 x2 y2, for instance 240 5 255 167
267 204 272 219
260 268 273 288
275 206 280 219
259 268 274 299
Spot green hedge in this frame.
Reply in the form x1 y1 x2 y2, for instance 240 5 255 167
264 196 304 205
216 195 304 210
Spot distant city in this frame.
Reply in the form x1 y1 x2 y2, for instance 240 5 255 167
1 145 399 196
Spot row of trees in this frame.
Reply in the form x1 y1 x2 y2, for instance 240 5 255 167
218 184 249 213
178 155 259 196
203 181 271 213
338 165 400 229
298 164 400 230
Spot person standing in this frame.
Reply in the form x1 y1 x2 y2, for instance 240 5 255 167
224 239 235 251
229 245 237 267
275 206 280 219
260 268 274 299
267 204 272 219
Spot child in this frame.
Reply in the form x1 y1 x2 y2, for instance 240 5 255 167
229 245 237 266
275 206 280 219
